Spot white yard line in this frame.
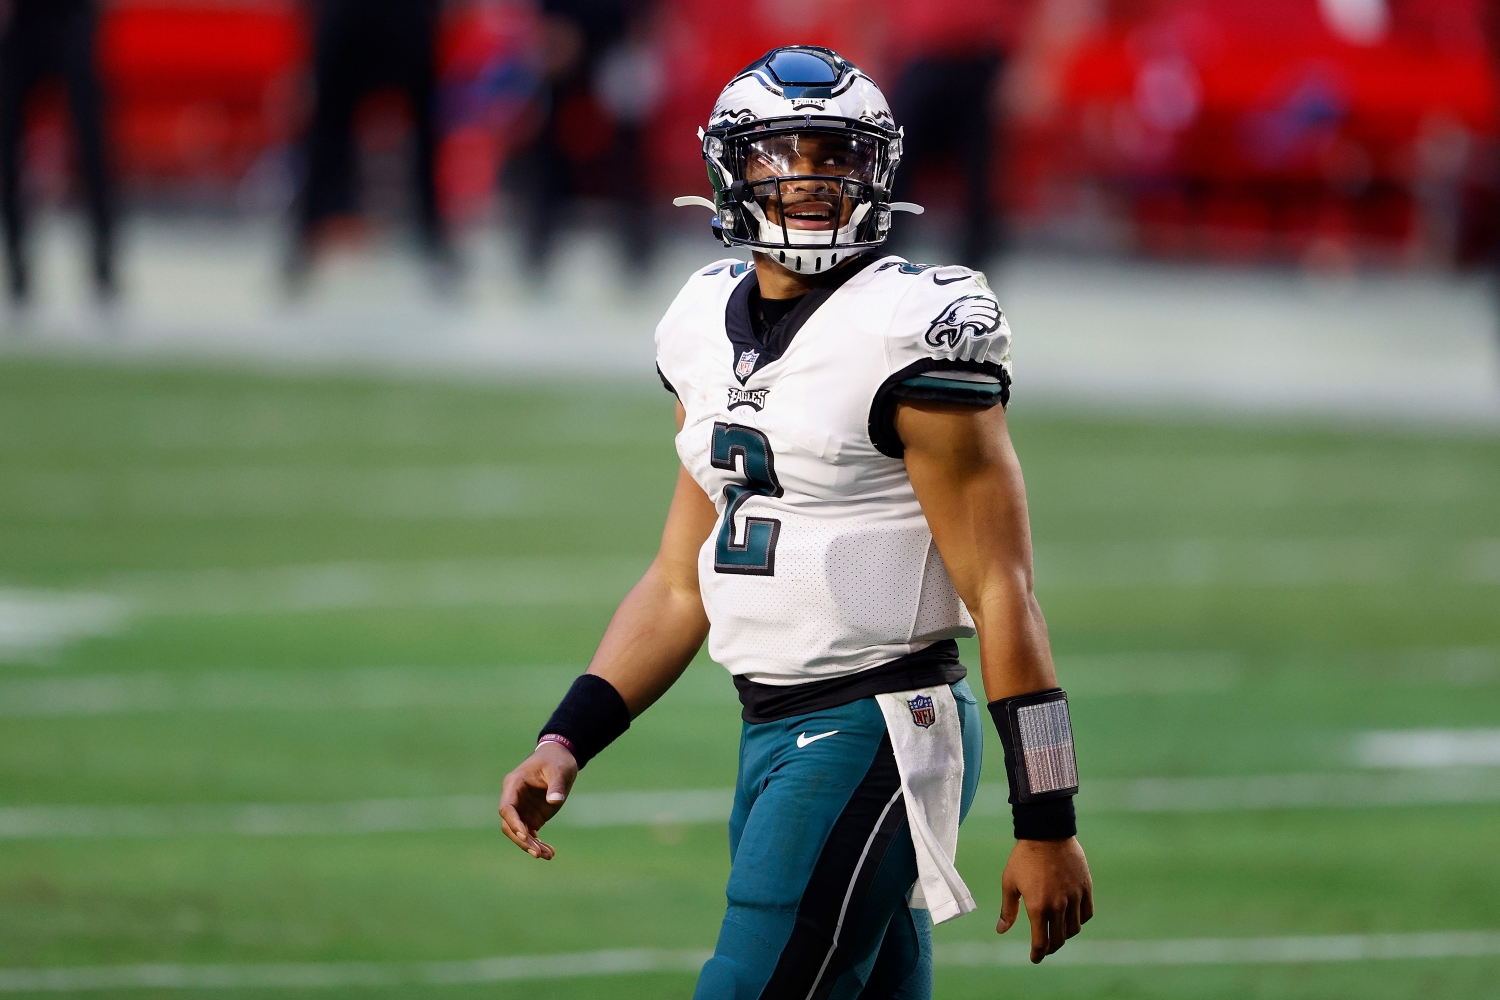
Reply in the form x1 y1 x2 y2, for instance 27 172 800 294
974 770 1500 816
101 556 650 616
1049 650 1243 694
3 931 1498 991
5 770 1499 840
0 464 589 522
1 653 1256 716
8 647 1499 714
79 538 1500 613
1356 730 1500 768
0 948 716 993
0 590 126 662
0 665 592 716
1035 536 1500 590
0 536 1492 660
934 930 1500 968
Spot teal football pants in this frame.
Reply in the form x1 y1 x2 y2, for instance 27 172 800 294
693 679 983 1000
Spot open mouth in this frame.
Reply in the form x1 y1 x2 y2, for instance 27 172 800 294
780 198 838 230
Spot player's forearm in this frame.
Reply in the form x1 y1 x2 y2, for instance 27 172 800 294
586 558 710 716
971 580 1059 702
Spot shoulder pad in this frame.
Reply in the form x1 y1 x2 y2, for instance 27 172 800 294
869 260 990 291
888 273 1009 366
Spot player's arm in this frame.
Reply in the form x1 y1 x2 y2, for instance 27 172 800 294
897 399 1094 964
499 401 716 860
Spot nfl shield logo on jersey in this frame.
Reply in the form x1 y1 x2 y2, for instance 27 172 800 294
735 350 759 381
907 695 935 728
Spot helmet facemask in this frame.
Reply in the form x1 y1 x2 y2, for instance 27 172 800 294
705 120 902 272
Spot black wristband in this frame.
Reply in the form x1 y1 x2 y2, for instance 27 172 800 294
1012 796 1077 841
537 674 631 769
989 691 1079 841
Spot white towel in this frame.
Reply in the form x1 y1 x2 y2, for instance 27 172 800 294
874 684 976 924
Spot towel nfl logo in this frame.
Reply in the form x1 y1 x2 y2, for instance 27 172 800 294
736 350 759 380
907 694 935 728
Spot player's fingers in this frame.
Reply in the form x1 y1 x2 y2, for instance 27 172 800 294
1050 904 1070 954
545 769 570 806
497 802 530 848
1028 905 1047 963
499 800 555 859
1081 886 1095 925
996 872 1021 934
1066 893 1083 938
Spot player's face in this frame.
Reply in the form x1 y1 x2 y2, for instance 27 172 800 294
744 132 877 232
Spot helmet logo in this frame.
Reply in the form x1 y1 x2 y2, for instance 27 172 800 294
709 108 757 128
790 99 828 112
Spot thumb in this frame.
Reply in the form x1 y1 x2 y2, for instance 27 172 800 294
546 769 570 805
997 870 1021 934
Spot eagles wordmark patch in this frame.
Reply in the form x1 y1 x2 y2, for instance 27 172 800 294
727 387 769 411
907 694 936 728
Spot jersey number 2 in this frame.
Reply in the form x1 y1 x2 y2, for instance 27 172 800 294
711 422 782 576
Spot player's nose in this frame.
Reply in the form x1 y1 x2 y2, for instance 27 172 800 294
782 174 835 193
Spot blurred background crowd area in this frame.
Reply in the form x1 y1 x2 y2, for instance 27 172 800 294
1 0 1497 304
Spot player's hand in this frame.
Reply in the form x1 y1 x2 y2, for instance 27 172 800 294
498 742 578 861
996 836 1093 963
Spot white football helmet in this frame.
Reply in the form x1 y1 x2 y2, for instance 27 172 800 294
674 46 922 274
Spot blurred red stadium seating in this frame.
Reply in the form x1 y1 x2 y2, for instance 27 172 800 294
98 1 307 193
1027 0 1499 262
19 0 1496 264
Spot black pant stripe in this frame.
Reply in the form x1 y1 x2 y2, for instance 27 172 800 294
758 734 908 1000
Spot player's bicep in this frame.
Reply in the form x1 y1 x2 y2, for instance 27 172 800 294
896 400 1036 607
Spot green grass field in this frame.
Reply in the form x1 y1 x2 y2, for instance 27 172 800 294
2 357 1499 998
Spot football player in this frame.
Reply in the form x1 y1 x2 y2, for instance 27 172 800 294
500 45 1092 998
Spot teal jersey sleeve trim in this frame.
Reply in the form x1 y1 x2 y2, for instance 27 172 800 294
868 358 1011 459
895 374 1007 404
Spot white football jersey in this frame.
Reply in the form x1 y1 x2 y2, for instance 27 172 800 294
655 254 1013 686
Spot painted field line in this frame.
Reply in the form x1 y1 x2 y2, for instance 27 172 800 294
2 464 588 522
1034 536 1500 589
100 557 650 616
3 932 1499 992
934 930 1500 968
0 653 1248 717
1355 729 1500 768
4 533 1492 639
972 770 1500 817
0 590 126 662
6 769 1500 840
0 789 737 839
9 647 1500 715
0 948 715 994
0 665 593 717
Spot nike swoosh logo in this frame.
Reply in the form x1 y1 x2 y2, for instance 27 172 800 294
932 273 970 285
796 730 839 748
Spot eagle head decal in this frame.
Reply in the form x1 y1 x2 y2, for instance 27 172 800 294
924 295 1006 357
